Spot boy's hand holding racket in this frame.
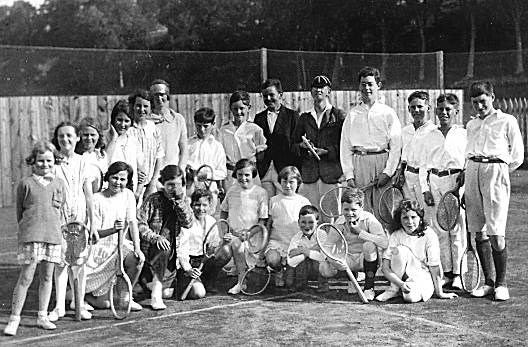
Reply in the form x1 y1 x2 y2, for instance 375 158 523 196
186 267 202 279
156 236 171 251
423 190 435 206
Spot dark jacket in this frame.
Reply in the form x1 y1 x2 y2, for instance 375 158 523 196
254 105 299 179
291 106 346 184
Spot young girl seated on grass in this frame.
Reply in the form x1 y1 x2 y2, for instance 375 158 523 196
220 159 269 294
376 199 458 302
265 166 310 287
4 141 66 336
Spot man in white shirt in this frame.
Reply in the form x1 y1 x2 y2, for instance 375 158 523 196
340 67 402 220
421 93 467 290
464 81 524 301
149 79 189 173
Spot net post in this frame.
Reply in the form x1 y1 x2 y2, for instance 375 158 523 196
260 47 268 83
436 50 444 90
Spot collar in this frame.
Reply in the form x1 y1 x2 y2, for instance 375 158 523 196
191 134 216 142
33 173 55 181
310 100 332 116
267 106 281 115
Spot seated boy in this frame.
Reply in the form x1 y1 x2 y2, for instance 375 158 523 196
186 107 227 212
319 188 388 301
286 205 327 292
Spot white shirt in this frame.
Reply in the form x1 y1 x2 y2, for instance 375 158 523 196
419 125 466 191
383 227 441 269
177 215 217 271
340 102 402 179
466 109 524 171
129 120 164 183
401 120 437 168
287 231 325 267
218 121 267 164
155 108 188 167
187 134 227 180
220 184 268 232
268 193 311 250
267 110 278 133
308 100 332 128
106 128 144 191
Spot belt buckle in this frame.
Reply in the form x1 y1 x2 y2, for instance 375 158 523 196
481 157 489 163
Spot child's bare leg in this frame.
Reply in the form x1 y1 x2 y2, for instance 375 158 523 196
188 282 206 299
265 249 281 269
49 265 68 321
228 237 247 294
4 263 37 335
36 261 56 330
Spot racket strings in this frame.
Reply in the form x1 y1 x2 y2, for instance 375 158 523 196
241 267 271 295
461 252 480 291
379 187 404 224
437 193 460 231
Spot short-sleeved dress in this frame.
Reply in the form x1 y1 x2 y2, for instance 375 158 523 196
85 189 136 296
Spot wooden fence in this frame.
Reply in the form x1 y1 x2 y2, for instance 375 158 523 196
0 89 462 207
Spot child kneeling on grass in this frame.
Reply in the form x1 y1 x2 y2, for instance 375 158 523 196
285 205 327 292
319 188 388 301
376 200 458 302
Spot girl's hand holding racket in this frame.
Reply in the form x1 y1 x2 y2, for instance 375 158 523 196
156 236 171 251
134 248 145 263
187 267 202 279
114 219 125 232
90 225 100 244
137 171 146 185
399 282 412 294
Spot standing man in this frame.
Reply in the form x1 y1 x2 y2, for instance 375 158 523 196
465 81 524 301
149 79 189 173
254 79 299 199
340 67 402 219
292 75 346 223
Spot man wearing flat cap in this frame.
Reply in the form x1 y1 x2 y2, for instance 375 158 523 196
291 75 346 223
340 66 402 221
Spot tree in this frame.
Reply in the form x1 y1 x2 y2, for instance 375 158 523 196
0 1 38 45
496 0 528 75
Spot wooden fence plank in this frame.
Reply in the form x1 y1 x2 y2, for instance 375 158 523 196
0 98 11 206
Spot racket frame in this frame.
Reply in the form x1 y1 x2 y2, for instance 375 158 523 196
319 183 376 219
315 223 369 303
459 213 482 293
302 135 321 161
62 221 89 321
180 219 230 300
110 226 133 320
195 164 214 190
240 266 272 296
436 186 461 232
378 185 405 224
242 224 269 254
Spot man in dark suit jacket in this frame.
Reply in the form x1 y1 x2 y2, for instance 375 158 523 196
291 75 346 223
254 79 299 198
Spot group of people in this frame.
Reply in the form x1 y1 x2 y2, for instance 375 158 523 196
4 66 524 337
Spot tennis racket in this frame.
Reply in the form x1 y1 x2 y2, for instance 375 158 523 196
240 266 272 296
62 221 90 321
234 224 269 254
436 185 461 232
301 135 321 161
459 213 481 293
194 164 214 190
378 184 405 224
315 223 369 303
319 183 375 219
109 223 133 320
180 219 230 300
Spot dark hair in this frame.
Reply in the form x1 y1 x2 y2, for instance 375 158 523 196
158 165 183 184
469 80 494 98
128 89 150 107
408 91 429 104
150 79 170 93
436 93 459 107
104 161 134 191
232 158 258 179
358 66 381 84
229 90 251 107
76 117 106 154
341 188 364 206
277 166 302 192
389 199 427 237
191 188 213 204
261 78 283 93
26 141 60 165
52 121 79 151
194 107 216 124
299 204 320 220
110 99 133 128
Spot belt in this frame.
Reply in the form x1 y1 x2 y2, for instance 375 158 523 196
429 168 463 177
405 165 419 174
469 156 505 164
352 149 387 156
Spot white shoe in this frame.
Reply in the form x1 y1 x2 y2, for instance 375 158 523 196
80 309 92 320
150 297 166 310
364 288 375 301
70 301 94 311
347 282 357 294
130 300 143 311
3 316 20 336
48 308 65 322
471 284 494 298
36 317 56 330
376 289 399 302
228 283 242 295
451 276 463 290
162 288 174 299
494 286 510 301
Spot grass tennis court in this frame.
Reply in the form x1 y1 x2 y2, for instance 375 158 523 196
1 171 527 346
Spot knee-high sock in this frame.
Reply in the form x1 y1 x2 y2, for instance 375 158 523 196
476 239 494 287
363 259 378 290
492 246 507 287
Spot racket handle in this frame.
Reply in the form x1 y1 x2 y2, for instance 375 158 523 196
73 274 82 321
345 267 369 304
180 262 205 301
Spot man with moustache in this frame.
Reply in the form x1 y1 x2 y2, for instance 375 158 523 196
254 78 299 198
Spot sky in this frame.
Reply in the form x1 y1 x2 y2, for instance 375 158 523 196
0 0 45 8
